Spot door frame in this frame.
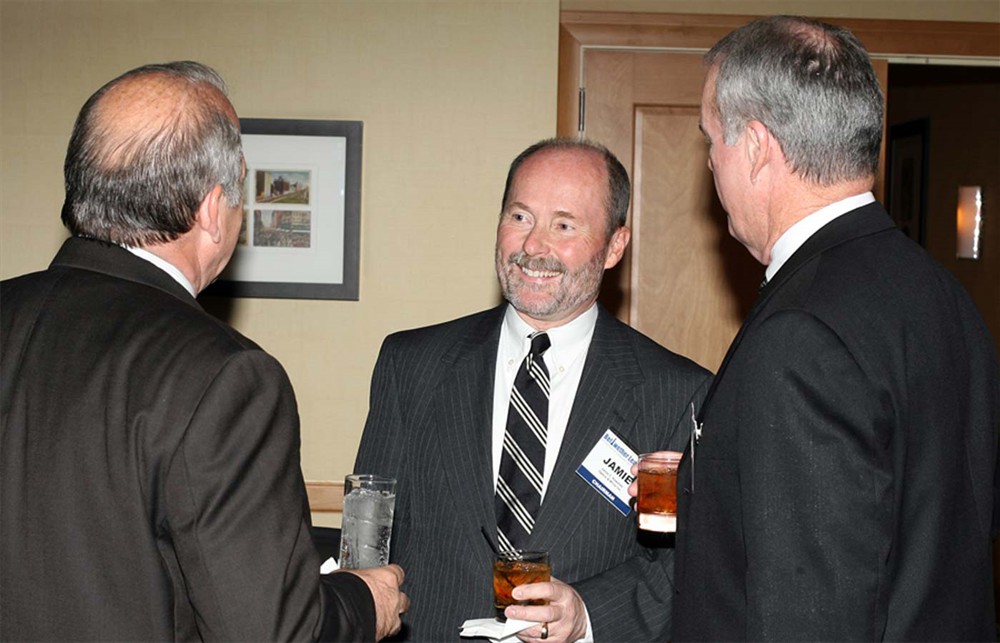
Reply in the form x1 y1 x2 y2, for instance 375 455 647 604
559 11 1000 136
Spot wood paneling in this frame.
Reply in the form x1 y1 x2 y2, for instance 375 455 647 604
306 480 345 514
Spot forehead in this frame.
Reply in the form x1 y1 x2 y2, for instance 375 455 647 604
700 78 728 143
512 147 606 192
700 66 719 114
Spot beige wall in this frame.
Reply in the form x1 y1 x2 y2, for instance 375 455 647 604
2 0 996 527
0 0 557 527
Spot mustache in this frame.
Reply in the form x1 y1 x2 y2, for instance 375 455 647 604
506 252 565 274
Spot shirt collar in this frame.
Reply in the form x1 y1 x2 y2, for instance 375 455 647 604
766 192 875 281
501 303 598 360
122 245 197 297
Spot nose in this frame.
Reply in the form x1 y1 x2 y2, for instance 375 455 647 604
522 224 549 256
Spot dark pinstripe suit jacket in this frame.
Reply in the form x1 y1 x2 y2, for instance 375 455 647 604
355 304 711 641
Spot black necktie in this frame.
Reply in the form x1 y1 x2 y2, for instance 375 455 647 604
495 332 550 552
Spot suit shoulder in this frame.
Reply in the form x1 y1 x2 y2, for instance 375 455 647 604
611 315 712 381
379 307 500 354
804 230 984 330
3 263 264 363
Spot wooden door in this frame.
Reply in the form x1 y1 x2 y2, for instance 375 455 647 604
582 49 759 372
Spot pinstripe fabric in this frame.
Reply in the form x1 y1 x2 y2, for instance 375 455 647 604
496 332 550 551
355 305 712 641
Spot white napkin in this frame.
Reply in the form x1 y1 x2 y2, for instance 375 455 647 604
460 617 538 642
320 557 339 574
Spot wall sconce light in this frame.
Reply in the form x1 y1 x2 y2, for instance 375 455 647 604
956 186 983 260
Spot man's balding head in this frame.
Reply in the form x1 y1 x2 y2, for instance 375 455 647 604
62 61 244 247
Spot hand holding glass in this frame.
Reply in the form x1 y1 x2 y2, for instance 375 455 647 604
493 550 550 621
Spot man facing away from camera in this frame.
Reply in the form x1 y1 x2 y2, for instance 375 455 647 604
668 16 999 641
1 61 407 641
355 138 711 642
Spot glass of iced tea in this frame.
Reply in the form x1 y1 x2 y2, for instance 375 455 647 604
493 550 550 621
637 451 683 532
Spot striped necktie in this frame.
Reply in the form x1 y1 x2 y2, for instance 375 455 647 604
495 331 550 552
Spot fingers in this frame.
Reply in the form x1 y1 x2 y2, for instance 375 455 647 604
380 564 408 615
507 579 587 643
509 577 570 604
628 462 639 498
346 565 408 641
517 621 550 641
382 563 405 584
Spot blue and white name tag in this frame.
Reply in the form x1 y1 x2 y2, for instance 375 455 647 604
575 429 638 516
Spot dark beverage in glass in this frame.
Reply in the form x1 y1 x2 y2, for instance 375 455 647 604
493 550 550 621
637 451 682 532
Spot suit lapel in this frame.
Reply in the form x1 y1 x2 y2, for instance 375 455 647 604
434 307 505 546
698 203 898 418
530 307 643 550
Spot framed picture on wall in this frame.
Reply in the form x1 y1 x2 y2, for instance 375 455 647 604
886 119 929 247
205 118 362 300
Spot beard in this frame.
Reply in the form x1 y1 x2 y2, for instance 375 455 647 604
495 247 607 323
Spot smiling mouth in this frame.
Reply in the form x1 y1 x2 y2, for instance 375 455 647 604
520 265 561 279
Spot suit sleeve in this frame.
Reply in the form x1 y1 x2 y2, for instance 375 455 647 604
355 338 408 479
573 373 712 641
163 350 375 641
738 310 890 640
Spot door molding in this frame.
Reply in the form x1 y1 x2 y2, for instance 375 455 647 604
559 11 1000 136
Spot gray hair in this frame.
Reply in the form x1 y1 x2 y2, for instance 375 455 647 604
61 61 244 246
705 15 883 185
501 137 631 238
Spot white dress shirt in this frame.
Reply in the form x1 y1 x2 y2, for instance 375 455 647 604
766 192 876 281
123 245 197 297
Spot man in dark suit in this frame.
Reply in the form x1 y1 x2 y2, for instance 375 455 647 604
670 16 1000 641
1 61 407 641
355 138 711 642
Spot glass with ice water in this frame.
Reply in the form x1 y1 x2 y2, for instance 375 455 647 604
338 474 396 569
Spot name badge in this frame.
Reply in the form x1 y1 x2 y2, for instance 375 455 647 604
575 429 638 516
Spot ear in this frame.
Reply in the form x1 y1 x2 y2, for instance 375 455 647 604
745 120 772 183
195 184 226 244
603 226 631 270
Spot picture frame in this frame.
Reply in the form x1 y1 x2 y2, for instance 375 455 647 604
205 118 362 300
886 119 929 247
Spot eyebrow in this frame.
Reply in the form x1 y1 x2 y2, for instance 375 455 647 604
505 201 577 220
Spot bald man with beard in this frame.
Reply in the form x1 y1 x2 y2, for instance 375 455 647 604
1 61 407 642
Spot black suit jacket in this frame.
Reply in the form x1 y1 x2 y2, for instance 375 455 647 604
355 304 711 641
673 203 1000 641
1 237 374 641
